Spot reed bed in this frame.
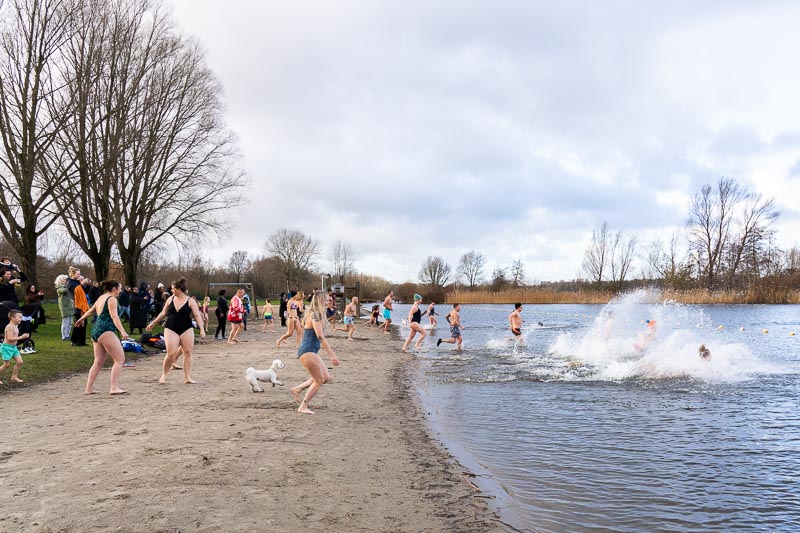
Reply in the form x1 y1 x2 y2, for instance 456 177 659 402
447 288 800 305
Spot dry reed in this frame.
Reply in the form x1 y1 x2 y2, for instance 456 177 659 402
447 288 800 305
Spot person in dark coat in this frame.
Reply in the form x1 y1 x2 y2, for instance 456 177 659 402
0 269 22 305
128 286 148 334
279 292 288 327
214 289 228 340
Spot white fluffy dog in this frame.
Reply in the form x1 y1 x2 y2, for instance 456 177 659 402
245 359 286 392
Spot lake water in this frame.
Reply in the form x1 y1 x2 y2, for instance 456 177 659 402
394 291 800 532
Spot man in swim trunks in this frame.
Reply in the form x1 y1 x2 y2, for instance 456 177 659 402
382 290 394 335
508 303 524 338
437 303 462 350
334 296 358 340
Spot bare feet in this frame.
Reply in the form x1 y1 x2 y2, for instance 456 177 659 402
290 387 302 403
184 378 198 384
297 402 314 415
11 376 23 383
414 343 423 349
158 375 167 384
401 347 408 353
83 389 98 395
109 388 128 395
171 365 183 370
347 337 354 341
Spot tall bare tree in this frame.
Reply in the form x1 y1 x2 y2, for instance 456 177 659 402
328 238 354 281
0 0 73 284
418 256 451 288
510 258 525 287
609 230 637 292
582 221 610 286
50 0 143 280
686 178 744 290
724 193 779 288
457 250 486 289
265 228 320 290
110 5 246 286
227 250 250 283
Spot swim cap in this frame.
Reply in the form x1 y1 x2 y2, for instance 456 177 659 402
413 294 422 301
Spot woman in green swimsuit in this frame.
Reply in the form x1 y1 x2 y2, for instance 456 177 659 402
75 280 130 395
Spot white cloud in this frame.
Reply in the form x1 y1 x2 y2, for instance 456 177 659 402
169 0 800 282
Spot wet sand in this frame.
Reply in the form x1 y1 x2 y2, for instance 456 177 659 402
0 321 506 532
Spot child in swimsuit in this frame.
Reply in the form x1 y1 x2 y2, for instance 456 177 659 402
0 310 27 383
262 301 274 332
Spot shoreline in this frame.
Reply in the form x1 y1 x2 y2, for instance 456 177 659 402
0 322 507 532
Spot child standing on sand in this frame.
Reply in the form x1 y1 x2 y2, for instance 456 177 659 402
0 310 27 384
262 300 275 332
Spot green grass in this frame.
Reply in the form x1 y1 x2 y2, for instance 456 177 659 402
0 302 166 393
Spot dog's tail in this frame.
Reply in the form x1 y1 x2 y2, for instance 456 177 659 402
244 367 254 376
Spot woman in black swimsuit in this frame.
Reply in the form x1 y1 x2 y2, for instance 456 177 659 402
401 293 428 352
147 278 206 384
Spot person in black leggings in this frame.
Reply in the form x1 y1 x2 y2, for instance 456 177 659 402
214 289 228 340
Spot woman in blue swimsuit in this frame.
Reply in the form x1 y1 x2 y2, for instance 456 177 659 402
147 278 206 385
75 280 129 395
289 292 339 415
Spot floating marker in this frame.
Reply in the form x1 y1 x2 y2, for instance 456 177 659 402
718 325 724 330
762 328 769 334
790 331 796 337
738 327 745 332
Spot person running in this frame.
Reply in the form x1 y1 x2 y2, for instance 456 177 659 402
277 292 304 348
381 290 394 335
289 292 339 415
227 288 246 345
508 303 524 339
261 299 275 332
437 303 463 350
402 294 428 352
214 290 228 340
147 278 206 384
334 297 359 341
0 309 27 383
427 301 437 328
75 280 129 395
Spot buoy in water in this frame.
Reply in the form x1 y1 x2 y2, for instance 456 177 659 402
790 331 796 337
718 325 724 330
762 328 769 334
738 327 745 332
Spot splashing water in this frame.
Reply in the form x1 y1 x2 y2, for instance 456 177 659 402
548 289 775 382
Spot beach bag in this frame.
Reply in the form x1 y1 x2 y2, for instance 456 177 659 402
121 340 145 353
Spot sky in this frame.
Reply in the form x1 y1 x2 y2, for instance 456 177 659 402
168 0 800 284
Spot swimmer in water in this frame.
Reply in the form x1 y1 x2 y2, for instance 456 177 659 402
699 344 711 360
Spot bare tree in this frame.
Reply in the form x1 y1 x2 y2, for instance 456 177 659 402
328 238 354 281
265 228 320 290
582 221 610 286
418 256 451 288
686 178 744 290
724 193 779 287
228 250 250 283
509 258 525 287
49 0 144 280
609 231 637 292
0 0 74 284
109 5 246 286
457 250 486 289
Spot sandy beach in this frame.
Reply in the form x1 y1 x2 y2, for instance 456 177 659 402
0 321 505 532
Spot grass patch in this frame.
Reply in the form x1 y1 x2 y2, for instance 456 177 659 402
0 302 166 394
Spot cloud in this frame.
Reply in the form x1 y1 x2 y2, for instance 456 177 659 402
169 0 800 281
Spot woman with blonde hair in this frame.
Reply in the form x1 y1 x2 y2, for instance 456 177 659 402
55 274 73 341
276 292 304 348
289 292 339 414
